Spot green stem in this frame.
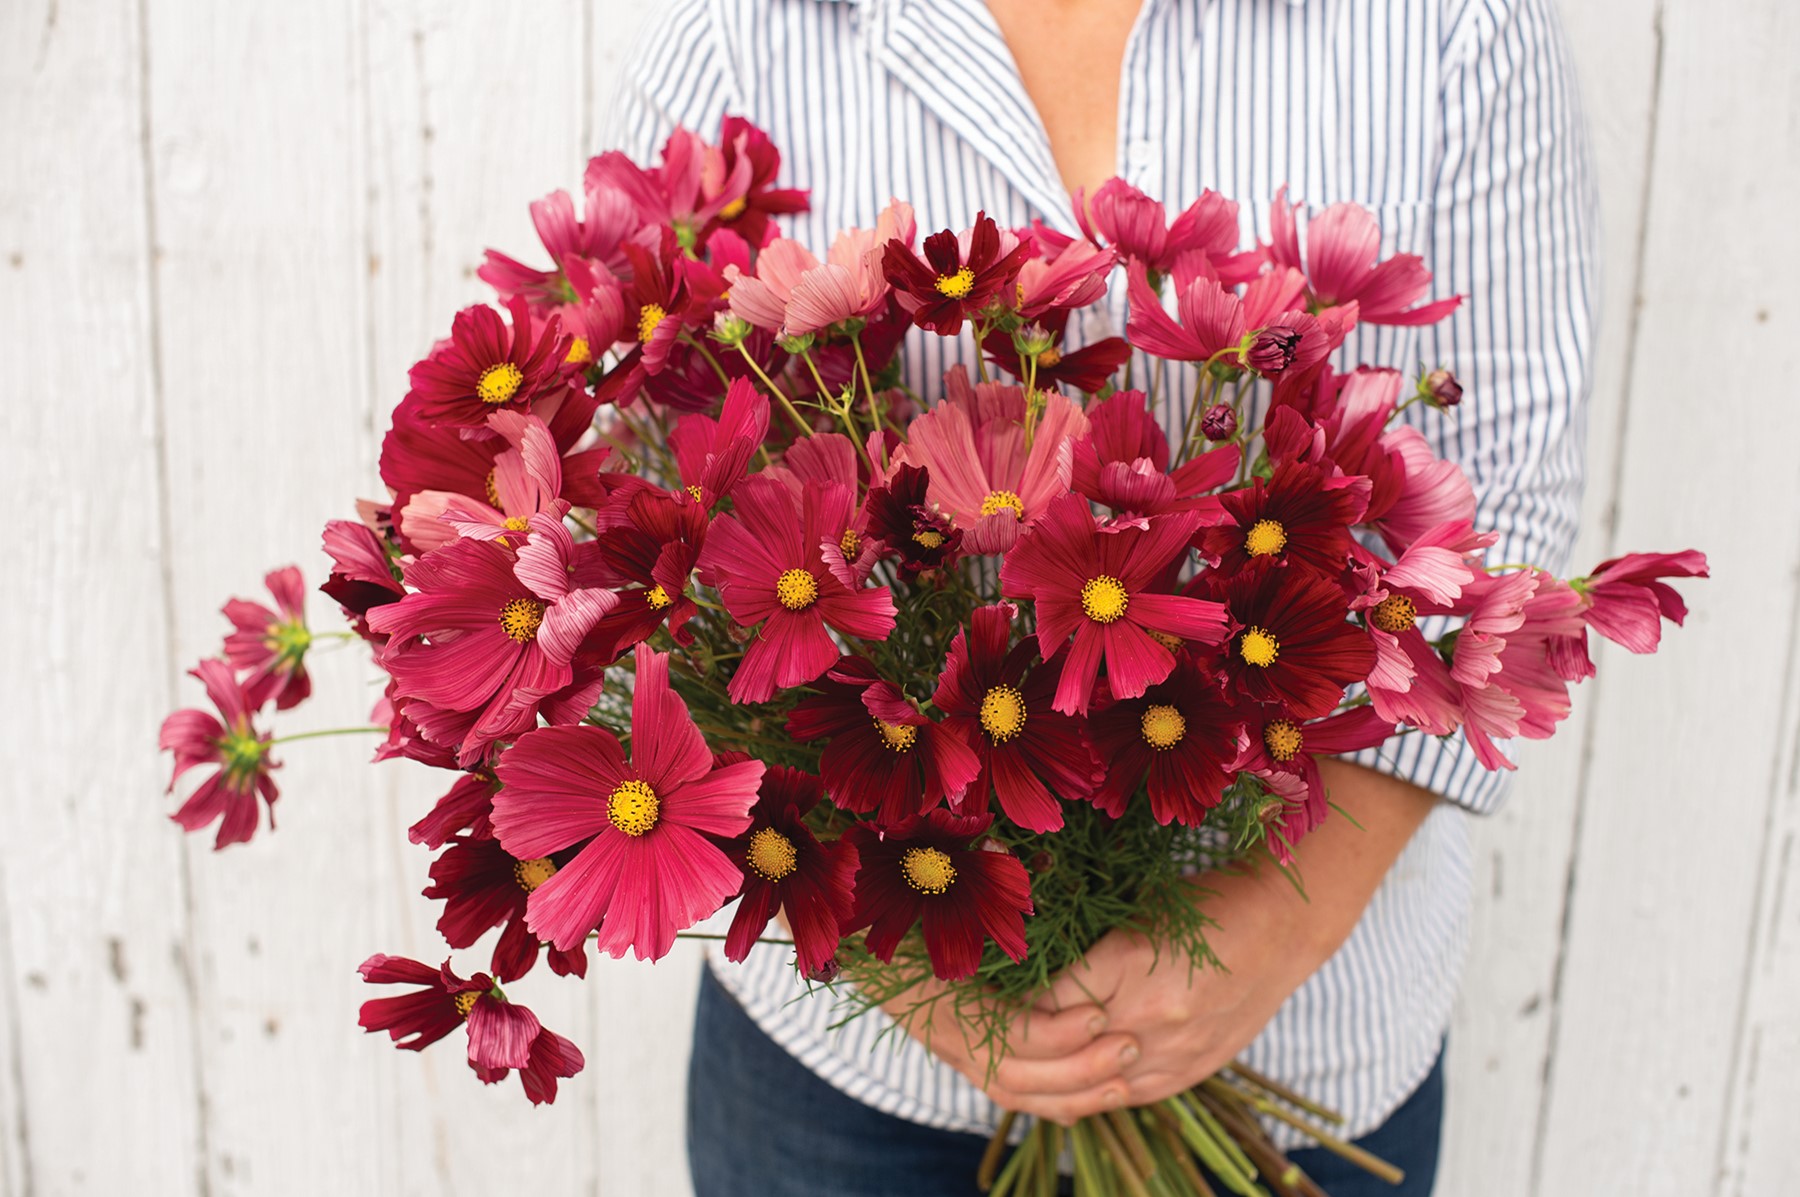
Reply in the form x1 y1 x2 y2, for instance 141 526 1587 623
735 343 813 438
270 726 386 746
681 333 733 389
673 931 794 946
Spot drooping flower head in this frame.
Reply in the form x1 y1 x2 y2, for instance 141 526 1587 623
931 604 1104 833
1230 705 1397 855
221 566 313 710
398 410 566 554
160 658 281 849
668 377 772 508
721 765 857 978
1001 493 1230 714
580 487 708 665
490 645 766 959
1089 655 1244 825
356 954 583 1105
843 809 1034 981
883 212 1035 335
1074 179 1262 283
864 463 965 577
1572 550 1709 654
700 475 898 703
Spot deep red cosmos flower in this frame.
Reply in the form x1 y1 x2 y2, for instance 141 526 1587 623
424 837 590 983
490 645 765 960
843 809 1034 981
883 212 1035 335
222 565 312 710
1000 493 1229 715
581 487 708 665
711 116 811 245
701 475 898 704
864 463 964 576
367 513 618 765
1231 705 1397 857
320 519 405 644
356 954 583 1106
721 765 857 978
1088 655 1244 825
160 658 281 849
405 295 572 431
931 604 1104 833
786 657 983 827
1210 568 1377 721
1197 460 1369 580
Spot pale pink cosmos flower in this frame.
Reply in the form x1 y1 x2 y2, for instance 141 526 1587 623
892 367 1091 554
728 201 916 338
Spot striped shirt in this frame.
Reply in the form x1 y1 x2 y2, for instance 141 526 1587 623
597 0 1597 1149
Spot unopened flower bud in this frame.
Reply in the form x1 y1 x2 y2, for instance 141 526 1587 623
1246 325 1303 375
776 331 815 355
1012 323 1057 359
1421 368 1463 408
1200 403 1238 441
1027 850 1056 875
802 955 842 984
710 311 752 348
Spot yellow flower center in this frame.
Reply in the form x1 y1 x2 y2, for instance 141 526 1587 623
498 597 547 643
979 685 1027 742
1080 575 1129 624
503 516 530 532
719 195 749 221
1140 704 1187 750
452 991 481 1019
607 779 660 837
775 568 819 611
1038 345 1062 368
1370 594 1417 634
686 484 704 502
1244 518 1288 558
979 490 1026 519
513 857 557 892
637 303 667 344
901 846 957 895
1263 719 1304 762
934 267 976 299
1239 626 1280 667
484 469 503 508
746 827 799 881
912 529 946 550
840 528 863 557
564 336 592 366
477 362 524 406
645 584 674 611
874 720 919 752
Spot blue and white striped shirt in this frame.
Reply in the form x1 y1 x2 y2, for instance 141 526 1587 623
597 0 1596 1148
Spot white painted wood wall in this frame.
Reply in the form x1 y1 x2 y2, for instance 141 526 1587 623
3 0 1792 1192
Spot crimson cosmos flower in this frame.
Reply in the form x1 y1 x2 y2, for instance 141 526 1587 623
159 658 280 849
222 565 312 710
882 211 1035 335
1210 568 1377 722
580 487 708 665
785 657 983 827
1231 705 1397 855
721 764 857 978
356 954 583 1106
668 377 771 508
407 770 498 849
1574 550 1710 654
405 295 572 431
1198 459 1369 580
843 809 1034 981
931 603 1104 833
1068 389 1238 517
490 645 766 960
423 836 590 983
701 475 898 704
1000 492 1230 715
1269 187 1463 326
863 462 964 576
1088 655 1244 825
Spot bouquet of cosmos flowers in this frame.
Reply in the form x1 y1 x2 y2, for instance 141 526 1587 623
159 119 1706 1194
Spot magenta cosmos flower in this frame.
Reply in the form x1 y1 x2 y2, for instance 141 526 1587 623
160 658 281 849
1074 178 1262 283
368 512 617 765
892 367 1091 554
720 764 857 979
1573 550 1709 653
843 809 1034 981
931 604 1104 833
490 645 766 960
1001 493 1229 715
356 954 583 1106
1268 187 1462 326
320 518 405 644
398 410 564 554
406 295 572 431
701 475 898 703
222 565 312 710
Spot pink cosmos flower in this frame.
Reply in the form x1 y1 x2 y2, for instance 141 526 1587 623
490 645 766 959
784 200 918 335
668 377 771 508
320 519 405 644
1011 233 1116 319
160 659 280 849
892 367 1091 554
222 566 312 710
1000 494 1231 715
398 410 565 554
1074 178 1263 283
367 512 618 765
1268 187 1462 326
1068 389 1238 517
700 475 898 703
1573 550 1709 653
356 954 583 1105
478 182 641 309
1126 264 1342 379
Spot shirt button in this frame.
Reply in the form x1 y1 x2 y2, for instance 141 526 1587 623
1127 140 1156 168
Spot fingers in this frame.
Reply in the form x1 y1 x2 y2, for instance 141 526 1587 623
991 1031 1140 1097
1004 1001 1113 1059
988 1076 1135 1127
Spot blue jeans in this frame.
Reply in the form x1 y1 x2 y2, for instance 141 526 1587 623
688 968 1442 1196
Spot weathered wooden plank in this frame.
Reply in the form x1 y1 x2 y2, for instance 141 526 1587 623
1531 0 1800 1189
0 0 207 1192
1437 1 1664 1192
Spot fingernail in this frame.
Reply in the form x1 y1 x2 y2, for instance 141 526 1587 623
1119 1043 1139 1065
1087 1014 1109 1036
1104 1088 1125 1108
